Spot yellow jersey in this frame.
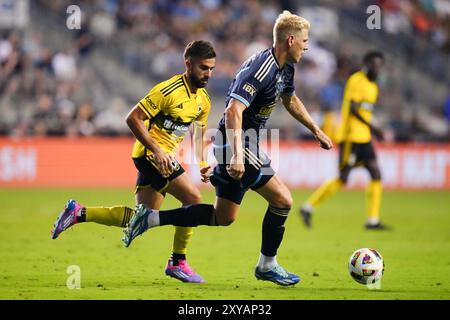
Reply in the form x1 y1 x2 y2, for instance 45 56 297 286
335 71 379 143
132 74 211 158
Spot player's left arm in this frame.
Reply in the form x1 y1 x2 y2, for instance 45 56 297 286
349 101 384 140
193 94 212 182
281 94 333 150
193 122 212 182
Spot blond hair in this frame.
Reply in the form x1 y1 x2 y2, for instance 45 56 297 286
273 10 310 43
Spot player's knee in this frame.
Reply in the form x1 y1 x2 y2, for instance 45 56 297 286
271 193 293 210
373 172 381 180
339 170 350 184
216 216 236 226
182 191 202 205
368 166 381 180
338 176 348 185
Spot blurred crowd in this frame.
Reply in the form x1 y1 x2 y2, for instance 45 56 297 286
0 28 130 137
0 0 448 141
378 0 449 53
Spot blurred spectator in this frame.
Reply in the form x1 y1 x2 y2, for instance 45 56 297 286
444 92 450 124
0 0 447 143
52 49 77 82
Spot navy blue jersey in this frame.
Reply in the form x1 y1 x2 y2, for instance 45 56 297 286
218 47 295 132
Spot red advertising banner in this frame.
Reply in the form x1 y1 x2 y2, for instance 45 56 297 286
0 138 449 189
0 138 136 188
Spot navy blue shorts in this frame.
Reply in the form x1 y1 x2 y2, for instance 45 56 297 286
210 143 275 205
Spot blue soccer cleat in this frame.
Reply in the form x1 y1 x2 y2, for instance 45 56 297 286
255 265 300 286
51 199 83 239
122 204 151 248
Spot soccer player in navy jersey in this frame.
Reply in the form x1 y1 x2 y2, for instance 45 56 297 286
123 11 333 286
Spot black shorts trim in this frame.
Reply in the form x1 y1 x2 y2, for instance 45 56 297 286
339 141 376 168
133 156 185 194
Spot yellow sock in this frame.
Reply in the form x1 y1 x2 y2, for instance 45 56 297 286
307 178 343 209
85 206 134 227
172 226 194 255
366 180 382 223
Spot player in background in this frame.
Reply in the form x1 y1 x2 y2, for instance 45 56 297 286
122 11 333 286
51 40 216 283
299 51 391 230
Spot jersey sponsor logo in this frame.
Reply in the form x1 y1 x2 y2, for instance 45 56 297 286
257 103 276 117
162 118 190 132
243 82 257 96
152 112 191 136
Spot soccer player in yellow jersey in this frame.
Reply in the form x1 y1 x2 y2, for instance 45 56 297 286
299 51 391 230
51 40 216 283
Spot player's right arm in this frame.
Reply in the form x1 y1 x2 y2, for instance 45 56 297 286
281 94 333 150
126 88 174 177
225 99 246 180
224 57 269 180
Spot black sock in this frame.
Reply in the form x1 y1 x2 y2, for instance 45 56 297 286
261 206 290 257
159 204 217 227
77 207 86 222
170 253 186 266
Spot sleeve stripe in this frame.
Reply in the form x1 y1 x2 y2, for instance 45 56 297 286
230 93 250 108
203 89 211 104
162 83 184 96
254 56 273 80
161 78 183 94
181 76 191 98
256 60 275 82
138 102 152 118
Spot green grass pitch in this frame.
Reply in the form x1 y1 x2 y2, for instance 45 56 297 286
0 188 449 300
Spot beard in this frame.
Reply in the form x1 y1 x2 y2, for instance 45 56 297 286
367 69 378 81
189 73 209 88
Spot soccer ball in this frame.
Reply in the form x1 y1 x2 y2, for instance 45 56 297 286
348 248 384 285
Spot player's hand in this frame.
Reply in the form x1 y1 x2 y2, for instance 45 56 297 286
371 126 384 141
200 165 212 183
314 129 333 150
227 154 245 180
153 150 174 178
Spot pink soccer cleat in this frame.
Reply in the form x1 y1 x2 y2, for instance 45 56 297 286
51 199 83 239
165 259 205 283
